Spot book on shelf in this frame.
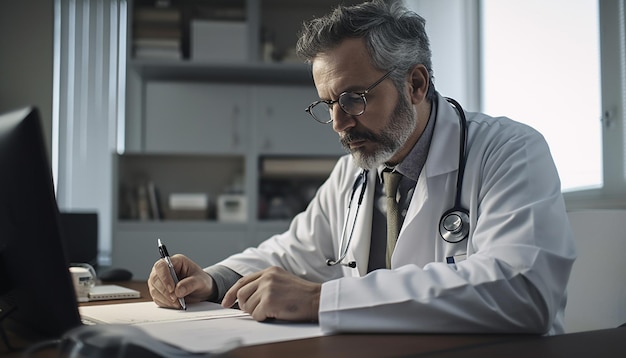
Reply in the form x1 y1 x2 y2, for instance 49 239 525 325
134 24 181 40
133 37 181 60
147 181 163 220
133 5 182 60
136 184 151 221
134 38 179 48
134 7 181 23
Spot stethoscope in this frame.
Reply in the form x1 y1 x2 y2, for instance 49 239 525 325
326 97 470 268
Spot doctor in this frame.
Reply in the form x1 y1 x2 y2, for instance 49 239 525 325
149 0 576 335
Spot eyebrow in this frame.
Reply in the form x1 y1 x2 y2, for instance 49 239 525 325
319 83 370 102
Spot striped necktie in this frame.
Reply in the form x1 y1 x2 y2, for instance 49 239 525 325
383 170 403 268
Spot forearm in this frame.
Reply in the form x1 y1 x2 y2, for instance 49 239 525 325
319 255 568 335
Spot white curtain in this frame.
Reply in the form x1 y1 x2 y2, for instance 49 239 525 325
53 0 127 265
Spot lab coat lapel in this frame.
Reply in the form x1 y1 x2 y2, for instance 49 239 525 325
393 95 462 267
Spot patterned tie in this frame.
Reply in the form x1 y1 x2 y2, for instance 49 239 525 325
383 170 403 268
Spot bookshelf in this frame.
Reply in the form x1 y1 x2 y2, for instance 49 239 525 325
114 0 359 278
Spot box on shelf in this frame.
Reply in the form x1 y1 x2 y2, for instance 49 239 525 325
191 20 248 62
217 194 247 222
169 193 208 210
165 193 209 220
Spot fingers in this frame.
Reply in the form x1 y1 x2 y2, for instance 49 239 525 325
148 255 193 308
149 254 217 309
148 259 179 308
223 274 268 321
222 271 261 308
222 267 321 322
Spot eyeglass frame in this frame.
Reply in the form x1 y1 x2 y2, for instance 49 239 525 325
305 68 396 124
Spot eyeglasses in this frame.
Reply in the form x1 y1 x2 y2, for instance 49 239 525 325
305 68 395 124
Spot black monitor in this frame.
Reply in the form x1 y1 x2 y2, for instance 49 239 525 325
0 107 82 341
59 212 99 269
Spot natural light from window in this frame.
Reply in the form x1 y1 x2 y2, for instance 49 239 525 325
481 0 601 192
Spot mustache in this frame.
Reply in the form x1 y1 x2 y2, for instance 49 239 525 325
341 129 379 145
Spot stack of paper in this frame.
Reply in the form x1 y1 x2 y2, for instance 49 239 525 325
79 301 324 353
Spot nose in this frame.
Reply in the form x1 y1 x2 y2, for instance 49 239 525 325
331 106 357 133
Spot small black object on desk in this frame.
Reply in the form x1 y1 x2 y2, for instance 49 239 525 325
98 268 133 282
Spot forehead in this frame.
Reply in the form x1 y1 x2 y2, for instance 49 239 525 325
311 38 377 96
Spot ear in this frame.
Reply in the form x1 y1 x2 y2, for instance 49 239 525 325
407 64 430 105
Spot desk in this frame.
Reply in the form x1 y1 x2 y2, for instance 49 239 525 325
4 282 625 357
227 328 626 358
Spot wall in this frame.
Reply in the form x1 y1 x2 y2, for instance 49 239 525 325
0 0 54 160
404 0 480 111
565 210 626 332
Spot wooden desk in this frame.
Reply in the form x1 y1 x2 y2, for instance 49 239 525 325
4 282 625 357
227 328 626 358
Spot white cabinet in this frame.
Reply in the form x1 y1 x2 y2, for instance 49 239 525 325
145 82 248 154
254 85 345 155
143 82 345 156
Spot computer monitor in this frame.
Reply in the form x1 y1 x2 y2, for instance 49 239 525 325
60 212 99 269
0 107 82 340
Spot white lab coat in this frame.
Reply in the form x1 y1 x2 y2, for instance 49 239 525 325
218 94 576 335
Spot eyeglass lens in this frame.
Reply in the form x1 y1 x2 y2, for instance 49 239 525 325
309 92 365 123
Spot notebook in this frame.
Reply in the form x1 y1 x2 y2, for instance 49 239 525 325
88 285 141 301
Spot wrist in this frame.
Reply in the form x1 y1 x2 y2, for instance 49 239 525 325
205 273 218 302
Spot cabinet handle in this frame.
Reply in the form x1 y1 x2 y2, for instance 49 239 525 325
232 106 240 147
263 106 273 150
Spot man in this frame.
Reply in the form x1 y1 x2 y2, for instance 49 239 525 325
149 0 576 334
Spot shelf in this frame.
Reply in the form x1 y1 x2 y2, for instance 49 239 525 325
129 60 314 85
114 0 346 274
116 154 245 222
116 220 248 232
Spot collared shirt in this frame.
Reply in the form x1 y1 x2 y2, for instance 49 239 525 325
367 100 437 271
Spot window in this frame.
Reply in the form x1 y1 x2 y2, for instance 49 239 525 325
481 0 602 192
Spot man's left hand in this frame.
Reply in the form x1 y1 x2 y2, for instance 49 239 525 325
221 266 321 322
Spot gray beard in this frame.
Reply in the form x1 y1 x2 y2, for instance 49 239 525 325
342 93 417 170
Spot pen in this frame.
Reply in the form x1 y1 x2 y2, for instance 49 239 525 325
157 238 187 310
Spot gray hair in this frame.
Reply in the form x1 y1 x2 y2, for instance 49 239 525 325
296 0 435 100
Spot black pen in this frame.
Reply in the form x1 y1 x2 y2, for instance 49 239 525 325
157 238 187 310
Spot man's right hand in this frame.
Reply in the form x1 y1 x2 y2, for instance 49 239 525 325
148 254 215 309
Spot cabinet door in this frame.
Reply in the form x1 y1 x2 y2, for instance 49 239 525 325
145 82 248 154
254 85 344 156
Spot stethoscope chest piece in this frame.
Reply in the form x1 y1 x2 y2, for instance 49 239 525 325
439 208 469 243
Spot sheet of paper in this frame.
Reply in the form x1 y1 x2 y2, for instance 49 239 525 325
139 316 324 353
79 301 247 325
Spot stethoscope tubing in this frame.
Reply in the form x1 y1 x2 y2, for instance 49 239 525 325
326 170 368 267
